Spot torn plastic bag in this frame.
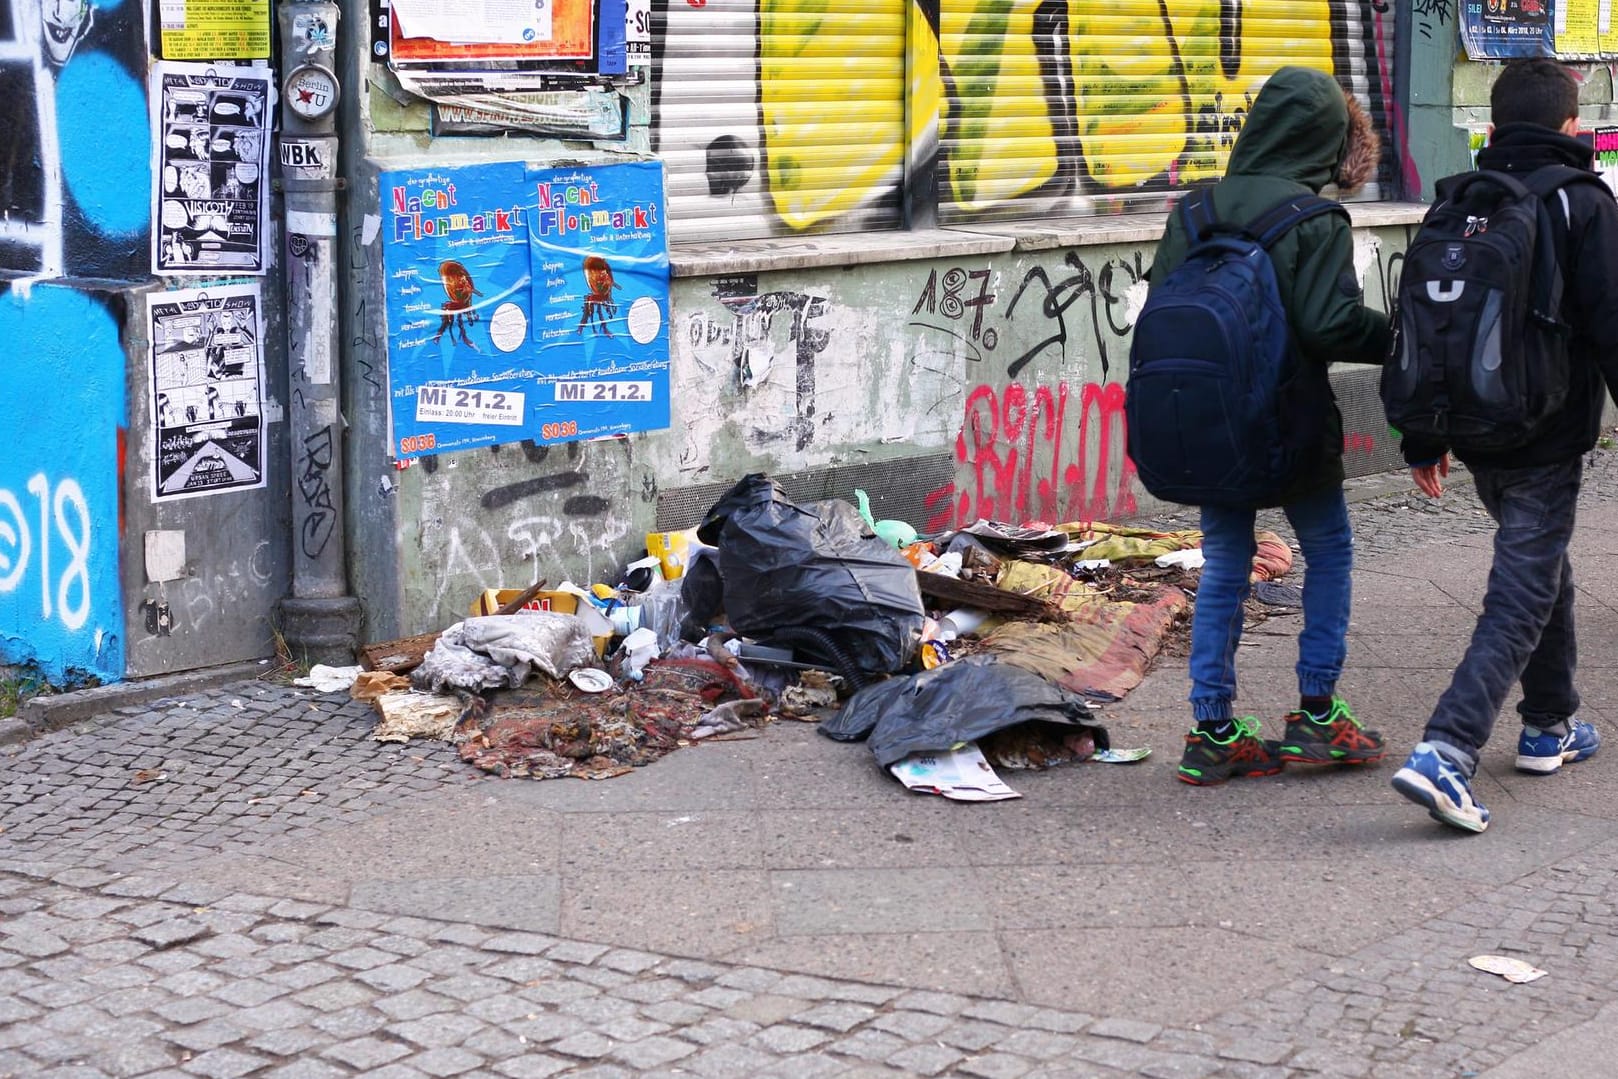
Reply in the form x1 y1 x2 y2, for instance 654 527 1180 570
818 654 1105 767
696 474 925 678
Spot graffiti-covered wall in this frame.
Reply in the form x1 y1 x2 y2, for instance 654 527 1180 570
0 0 151 278
0 0 152 683
356 216 1418 636
651 0 1403 241
0 284 127 681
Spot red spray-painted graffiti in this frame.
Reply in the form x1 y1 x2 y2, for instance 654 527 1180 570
923 381 1138 533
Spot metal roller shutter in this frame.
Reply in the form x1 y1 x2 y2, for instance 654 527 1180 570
651 0 910 243
935 0 1396 222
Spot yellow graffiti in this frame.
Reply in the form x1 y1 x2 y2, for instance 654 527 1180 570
937 0 1058 211
930 0 1340 205
1072 0 1336 188
761 1 909 229
752 0 1351 228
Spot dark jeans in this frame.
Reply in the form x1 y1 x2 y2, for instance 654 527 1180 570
1426 457 1583 774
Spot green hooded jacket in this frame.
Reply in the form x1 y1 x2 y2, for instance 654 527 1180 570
1147 66 1392 501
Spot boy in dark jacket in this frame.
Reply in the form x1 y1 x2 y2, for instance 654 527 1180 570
1152 66 1392 785
1391 59 1618 833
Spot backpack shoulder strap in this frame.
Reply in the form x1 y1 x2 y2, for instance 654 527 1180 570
1178 188 1219 246
1245 194 1350 250
1519 163 1610 201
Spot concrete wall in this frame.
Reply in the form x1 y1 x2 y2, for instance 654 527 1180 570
348 214 1420 638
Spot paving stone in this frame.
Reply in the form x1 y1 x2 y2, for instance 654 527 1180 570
132 921 210 950
180 1047 271 1079
544 942 609 965
322 1036 412 1071
793 1001 876 1033
261 1061 350 1079
1216 1039 1292 1066
550 1032 617 1059
164 1018 249 1052
609 1035 697 1068
871 1009 954 1041
749 1023 830 1053
886 1042 969 1076
1088 1018 1162 1044
492 1056 571 1079
955 1053 1037 1079
412 1047 485 1076
389 1013 489 1049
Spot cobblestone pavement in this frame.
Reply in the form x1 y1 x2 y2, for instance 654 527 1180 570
5 456 1618 1078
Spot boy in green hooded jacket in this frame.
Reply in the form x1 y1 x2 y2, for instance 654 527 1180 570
1148 66 1392 785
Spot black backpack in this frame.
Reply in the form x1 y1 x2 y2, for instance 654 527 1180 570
1381 166 1606 453
1126 188 1346 507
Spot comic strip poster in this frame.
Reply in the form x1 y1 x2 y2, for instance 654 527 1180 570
149 285 266 501
380 159 670 459
159 0 272 59
1461 0 1552 59
151 63 271 275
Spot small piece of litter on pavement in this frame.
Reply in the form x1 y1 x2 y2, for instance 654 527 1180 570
294 664 363 692
1094 747 1152 764
1468 955 1547 984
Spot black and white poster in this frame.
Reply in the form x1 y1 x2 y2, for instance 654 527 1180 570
149 285 266 501
151 62 271 275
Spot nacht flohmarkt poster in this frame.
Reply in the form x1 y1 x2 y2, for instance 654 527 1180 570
380 160 670 459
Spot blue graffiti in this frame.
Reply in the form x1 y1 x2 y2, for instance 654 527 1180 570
56 50 149 237
0 284 125 682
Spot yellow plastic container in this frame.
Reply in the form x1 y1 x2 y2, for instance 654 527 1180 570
646 531 691 581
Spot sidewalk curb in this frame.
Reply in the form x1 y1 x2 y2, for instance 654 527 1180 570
13 660 277 741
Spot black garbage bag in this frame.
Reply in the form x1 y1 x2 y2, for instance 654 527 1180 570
695 474 924 677
819 655 1103 767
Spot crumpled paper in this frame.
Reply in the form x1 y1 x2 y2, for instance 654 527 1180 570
294 664 362 693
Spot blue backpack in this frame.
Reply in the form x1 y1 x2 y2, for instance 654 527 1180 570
1126 188 1348 507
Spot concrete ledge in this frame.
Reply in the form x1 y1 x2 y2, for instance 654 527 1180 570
15 660 276 740
669 201 1431 276
670 228 1016 278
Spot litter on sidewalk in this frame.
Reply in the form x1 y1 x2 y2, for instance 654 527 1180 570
330 470 1297 793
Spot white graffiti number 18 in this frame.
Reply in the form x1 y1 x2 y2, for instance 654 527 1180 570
0 474 92 632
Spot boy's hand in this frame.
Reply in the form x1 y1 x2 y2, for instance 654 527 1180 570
1412 454 1450 499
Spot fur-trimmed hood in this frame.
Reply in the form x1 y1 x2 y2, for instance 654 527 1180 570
1227 66 1380 195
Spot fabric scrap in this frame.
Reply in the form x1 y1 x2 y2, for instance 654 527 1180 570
980 584 1190 702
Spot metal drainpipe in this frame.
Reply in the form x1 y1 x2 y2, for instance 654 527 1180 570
273 0 362 664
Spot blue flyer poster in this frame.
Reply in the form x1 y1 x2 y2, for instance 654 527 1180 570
380 159 670 459
1460 0 1552 60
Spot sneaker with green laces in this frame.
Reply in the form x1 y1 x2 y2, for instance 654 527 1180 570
1177 716 1285 786
1279 698 1385 766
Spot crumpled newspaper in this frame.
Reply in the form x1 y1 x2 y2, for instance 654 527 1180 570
293 664 363 693
413 614 593 692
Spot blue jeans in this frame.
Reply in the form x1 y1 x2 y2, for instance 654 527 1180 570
1425 458 1582 775
1189 485 1353 722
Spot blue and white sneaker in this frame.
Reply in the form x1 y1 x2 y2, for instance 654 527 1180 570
1391 742 1489 833
1516 719 1601 775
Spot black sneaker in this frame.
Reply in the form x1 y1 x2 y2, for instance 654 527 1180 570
1177 716 1285 786
1278 698 1385 766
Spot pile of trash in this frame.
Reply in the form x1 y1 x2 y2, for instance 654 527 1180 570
322 472 1297 800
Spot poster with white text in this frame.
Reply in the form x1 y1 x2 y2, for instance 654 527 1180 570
148 285 266 500
151 62 271 275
